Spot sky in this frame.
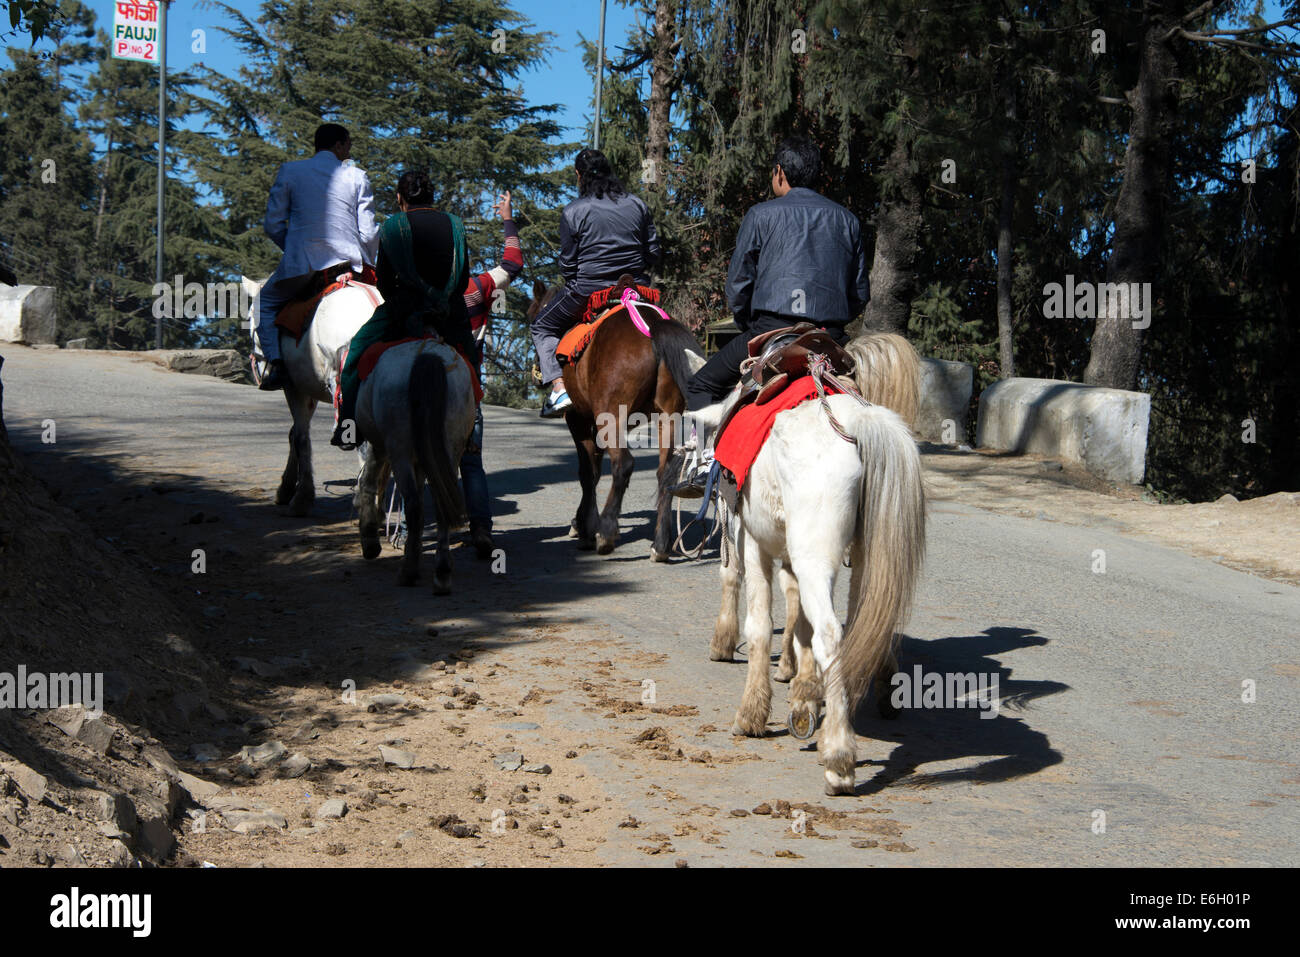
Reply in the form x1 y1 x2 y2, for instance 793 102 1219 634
40 0 644 140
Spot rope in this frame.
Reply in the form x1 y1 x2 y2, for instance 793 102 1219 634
807 352 867 444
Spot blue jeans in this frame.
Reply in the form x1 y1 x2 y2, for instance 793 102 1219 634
459 405 490 528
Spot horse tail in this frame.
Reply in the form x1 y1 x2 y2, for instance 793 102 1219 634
845 332 921 427
648 316 705 399
409 351 466 526
837 403 926 707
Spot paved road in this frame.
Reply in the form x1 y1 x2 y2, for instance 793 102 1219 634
3 345 1298 866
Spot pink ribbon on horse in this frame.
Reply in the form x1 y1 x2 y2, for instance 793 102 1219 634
620 287 670 337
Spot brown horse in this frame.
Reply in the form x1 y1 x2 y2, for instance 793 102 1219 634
526 277 704 560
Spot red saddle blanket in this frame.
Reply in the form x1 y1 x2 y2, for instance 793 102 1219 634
357 336 484 405
714 375 843 490
275 265 378 342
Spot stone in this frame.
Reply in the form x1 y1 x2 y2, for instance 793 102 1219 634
1 760 47 805
176 771 221 804
240 741 288 767
379 745 416 769
47 706 86 738
190 743 221 762
233 657 280 677
365 693 409 712
222 809 287 834
280 753 311 778
0 285 56 343
141 745 180 779
1215 493 1238 504
76 718 115 755
95 791 137 835
497 722 540 731
492 751 524 772
65 338 89 349
60 843 87 865
976 377 1151 485
916 357 975 443
522 764 552 775
107 841 135 868
317 799 348 820
135 801 176 859
165 349 251 384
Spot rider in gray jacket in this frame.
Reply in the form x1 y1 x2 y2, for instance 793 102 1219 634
531 149 660 418
672 136 869 494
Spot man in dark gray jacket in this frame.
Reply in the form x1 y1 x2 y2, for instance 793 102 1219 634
531 148 660 417
673 136 869 493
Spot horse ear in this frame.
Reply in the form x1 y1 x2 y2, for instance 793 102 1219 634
533 278 547 300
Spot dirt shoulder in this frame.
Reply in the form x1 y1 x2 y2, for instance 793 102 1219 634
921 444 1300 585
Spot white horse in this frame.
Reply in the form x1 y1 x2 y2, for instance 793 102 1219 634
243 275 382 515
705 332 926 795
353 340 478 593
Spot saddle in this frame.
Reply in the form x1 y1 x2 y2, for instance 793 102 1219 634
746 322 855 405
556 275 665 366
275 263 378 342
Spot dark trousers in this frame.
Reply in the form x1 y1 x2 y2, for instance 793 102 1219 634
686 315 847 411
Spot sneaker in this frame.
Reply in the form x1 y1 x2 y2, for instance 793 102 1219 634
259 359 289 391
539 389 572 418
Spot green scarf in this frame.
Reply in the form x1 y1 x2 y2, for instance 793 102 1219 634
377 209 467 337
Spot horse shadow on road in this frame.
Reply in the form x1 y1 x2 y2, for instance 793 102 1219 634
848 625 1067 796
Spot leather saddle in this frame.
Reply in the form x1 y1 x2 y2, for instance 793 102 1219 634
713 322 857 445
746 322 855 405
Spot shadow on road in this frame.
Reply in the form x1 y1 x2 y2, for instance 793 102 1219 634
851 626 1066 795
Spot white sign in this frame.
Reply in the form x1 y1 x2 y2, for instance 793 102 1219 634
111 1 161 64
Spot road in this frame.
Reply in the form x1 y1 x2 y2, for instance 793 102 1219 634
3 344 1297 866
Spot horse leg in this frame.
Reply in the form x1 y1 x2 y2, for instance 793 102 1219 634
775 564 800 682
356 443 385 560
787 600 822 738
650 418 676 562
731 538 775 737
566 414 601 550
431 482 453 596
709 522 742 662
789 552 855 795
394 455 422 587
286 386 317 516
276 392 300 507
596 444 633 554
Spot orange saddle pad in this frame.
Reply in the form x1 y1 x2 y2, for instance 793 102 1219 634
556 306 623 366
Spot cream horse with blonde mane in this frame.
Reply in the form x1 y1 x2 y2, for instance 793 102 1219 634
702 333 926 795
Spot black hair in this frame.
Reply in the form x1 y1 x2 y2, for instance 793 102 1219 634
314 123 350 153
575 148 626 200
397 170 435 206
773 136 820 189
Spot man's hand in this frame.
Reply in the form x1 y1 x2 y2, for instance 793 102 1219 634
492 190 513 221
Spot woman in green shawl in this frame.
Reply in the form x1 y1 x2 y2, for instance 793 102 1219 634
333 170 473 449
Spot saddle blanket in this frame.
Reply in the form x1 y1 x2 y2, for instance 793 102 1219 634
357 335 484 405
714 375 844 491
275 265 378 342
556 307 617 366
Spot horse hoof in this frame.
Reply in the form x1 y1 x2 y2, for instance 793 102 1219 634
823 772 856 796
650 547 670 563
596 534 617 555
787 708 818 741
774 668 794 684
576 537 596 552
361 540 381 561
288 497 313 517
708 650 734 663
567 522 579 540
275 488 293 506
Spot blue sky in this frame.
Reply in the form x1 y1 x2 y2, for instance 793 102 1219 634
36 0 644 140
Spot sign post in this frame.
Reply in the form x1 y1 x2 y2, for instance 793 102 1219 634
111 0 168 349
594 0 606 150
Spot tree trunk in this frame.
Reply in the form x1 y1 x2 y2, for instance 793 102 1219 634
1083 7 1178 390
862 121 923 335
996 63 1017 378
646 0 678 192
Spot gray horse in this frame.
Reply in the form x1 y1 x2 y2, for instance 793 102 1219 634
354 339 478 593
